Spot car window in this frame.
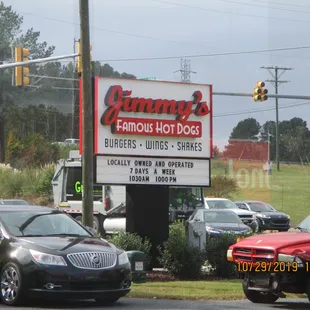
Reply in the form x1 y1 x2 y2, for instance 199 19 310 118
247 202 275 212
0 211 91 237
235 203 248 210
206 200 237 209
204 211 242 223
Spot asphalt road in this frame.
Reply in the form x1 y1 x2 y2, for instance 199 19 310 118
0 298 309 310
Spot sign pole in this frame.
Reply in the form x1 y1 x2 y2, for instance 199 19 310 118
79 0 94 228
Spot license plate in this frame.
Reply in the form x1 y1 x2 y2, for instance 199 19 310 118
135 261 143 271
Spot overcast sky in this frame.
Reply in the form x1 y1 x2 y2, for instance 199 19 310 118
5 0 310 149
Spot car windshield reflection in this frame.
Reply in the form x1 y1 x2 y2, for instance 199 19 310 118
0 211 91 237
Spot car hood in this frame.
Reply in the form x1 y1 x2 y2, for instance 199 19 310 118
207 223 250 231
230 208 255 215
18 236 116 255
232 232 310 251
256 211 289 218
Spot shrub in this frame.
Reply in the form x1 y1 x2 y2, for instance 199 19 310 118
6 133 59 169
204 175 238 199
0 165 55 203
204 234 239 278
107 232 152 268
158 221 205 280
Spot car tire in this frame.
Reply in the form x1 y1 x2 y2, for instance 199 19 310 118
242 279 279 303
0 262 26 306
95 297 120 304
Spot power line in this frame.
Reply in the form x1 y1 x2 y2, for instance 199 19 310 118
214 101 310 117
150 0 310 23
16 10 207 48
91 45 310 62
249 0 310 9
216 0 310 14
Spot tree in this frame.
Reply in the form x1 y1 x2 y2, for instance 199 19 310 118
229 118 261 140
260 118 310 162
93 62 136 79
212 145 220 159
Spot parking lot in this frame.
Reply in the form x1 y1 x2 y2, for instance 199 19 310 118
0 298 308 310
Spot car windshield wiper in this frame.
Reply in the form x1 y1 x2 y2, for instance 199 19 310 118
43 233 89 237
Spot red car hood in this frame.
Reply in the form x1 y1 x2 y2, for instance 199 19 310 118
233 232 310 251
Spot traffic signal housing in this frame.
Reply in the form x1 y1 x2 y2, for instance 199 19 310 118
253 81 268 102
15 47 30 87
77 39 93 76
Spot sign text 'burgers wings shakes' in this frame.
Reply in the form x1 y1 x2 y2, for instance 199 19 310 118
80 77 213 186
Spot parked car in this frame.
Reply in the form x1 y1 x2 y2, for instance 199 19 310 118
204 198 258 232
0 205 131 306
188 209 253 239
0 199 29 205
234 200 290 232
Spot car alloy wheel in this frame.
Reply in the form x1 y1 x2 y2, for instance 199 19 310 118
1 262 25 306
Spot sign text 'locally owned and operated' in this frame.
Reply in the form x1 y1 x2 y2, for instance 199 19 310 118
93 78 212 159
95 155 210 187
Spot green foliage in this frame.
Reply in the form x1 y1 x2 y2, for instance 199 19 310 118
58 144 79 159
0 165 55 203
204 234 239 278
107 232 152 267
204 175 238 199
229 118 261 140
5 133 59 169
158 221 205 280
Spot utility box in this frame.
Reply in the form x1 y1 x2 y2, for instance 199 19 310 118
126 251 147 283
186 219 206 250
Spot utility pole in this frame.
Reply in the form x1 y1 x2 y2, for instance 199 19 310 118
174 59 196 83
79 0 94 228
71 38 79 138
261 66 293 172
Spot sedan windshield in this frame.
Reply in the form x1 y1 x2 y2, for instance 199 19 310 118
0 211 91 237
206 199 237 210
204 211 243 224
248 202 275 212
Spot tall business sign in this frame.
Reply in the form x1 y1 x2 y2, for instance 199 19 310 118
80 77 213 187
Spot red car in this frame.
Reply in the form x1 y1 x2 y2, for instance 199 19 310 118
227 232 310 303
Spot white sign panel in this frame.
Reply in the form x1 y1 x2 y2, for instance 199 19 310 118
95 155 210 186
94 77 212 158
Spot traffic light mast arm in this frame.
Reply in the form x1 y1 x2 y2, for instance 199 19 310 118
212 92 310 100
0 53 79 70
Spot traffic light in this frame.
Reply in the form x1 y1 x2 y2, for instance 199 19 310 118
253 81 268 102
77 39 93 76
15 47 30 87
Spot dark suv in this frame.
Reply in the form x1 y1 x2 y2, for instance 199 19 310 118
234 200 290 232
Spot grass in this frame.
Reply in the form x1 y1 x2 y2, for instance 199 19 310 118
128 280 307 300
212 160 310 227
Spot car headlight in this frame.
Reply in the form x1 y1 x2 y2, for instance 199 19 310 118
256 213 271 219
206 226 221 234
29 249 67 266
278 254 304 267
118 251 129 265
